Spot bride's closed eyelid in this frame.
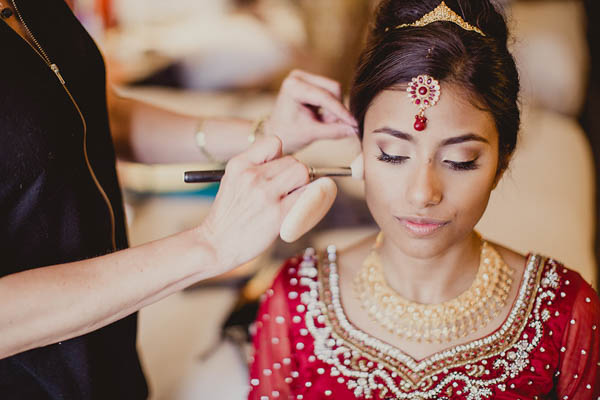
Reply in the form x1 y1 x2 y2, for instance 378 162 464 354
441 149 481 163
375 142 411 157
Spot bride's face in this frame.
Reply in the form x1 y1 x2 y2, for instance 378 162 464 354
362 84 500 258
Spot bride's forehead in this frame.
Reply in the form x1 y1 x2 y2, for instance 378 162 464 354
365 88 496 138
368 85 478 113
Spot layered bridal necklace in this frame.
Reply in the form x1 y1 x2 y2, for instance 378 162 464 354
354 232 514 344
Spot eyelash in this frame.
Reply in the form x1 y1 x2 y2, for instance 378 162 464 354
376 150 408 164
376 148 480 171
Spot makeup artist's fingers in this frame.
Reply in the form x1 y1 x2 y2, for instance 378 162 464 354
313 121 360 141
319 107 342 124
284 77 357 127
268 71 357 154
226 136 282 175
280 177 336 214
263 158 310 197
289 69 343 99
198 150 308 270
258 155 305 181
279 177 337 243
280 185 307 216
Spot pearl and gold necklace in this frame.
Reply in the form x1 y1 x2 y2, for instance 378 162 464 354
354 232 514 344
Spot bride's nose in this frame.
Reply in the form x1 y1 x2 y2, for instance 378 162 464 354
406 161 443 209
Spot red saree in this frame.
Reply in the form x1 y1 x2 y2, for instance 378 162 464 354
249 247 600 399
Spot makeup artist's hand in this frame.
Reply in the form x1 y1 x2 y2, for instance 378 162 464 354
197 136 309 272
265 70 359 154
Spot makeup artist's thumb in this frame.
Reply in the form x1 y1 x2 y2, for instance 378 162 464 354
279 178 337 243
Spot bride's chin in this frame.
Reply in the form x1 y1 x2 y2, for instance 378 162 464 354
382 230 455 259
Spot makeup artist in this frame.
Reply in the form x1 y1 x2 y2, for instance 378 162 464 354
0 0 357 398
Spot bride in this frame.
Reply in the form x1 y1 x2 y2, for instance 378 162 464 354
248 0 600 398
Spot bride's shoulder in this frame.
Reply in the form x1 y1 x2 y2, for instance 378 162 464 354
489 240 594 291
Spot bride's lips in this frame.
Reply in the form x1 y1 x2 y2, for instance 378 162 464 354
396 216 450 237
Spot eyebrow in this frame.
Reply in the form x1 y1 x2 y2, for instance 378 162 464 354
372 127 490 146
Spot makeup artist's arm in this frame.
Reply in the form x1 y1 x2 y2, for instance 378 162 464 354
0 137 307 360
109 70 357 163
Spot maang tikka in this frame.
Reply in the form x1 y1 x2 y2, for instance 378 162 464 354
407 74 440 131
387 1 486 131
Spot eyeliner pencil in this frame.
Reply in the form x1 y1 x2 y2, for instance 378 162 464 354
184 167 352 183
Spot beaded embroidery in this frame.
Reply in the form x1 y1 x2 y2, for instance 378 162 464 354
298 246 558 399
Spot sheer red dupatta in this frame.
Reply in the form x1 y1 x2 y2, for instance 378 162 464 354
248 256 600 399
248 263 296 399
556 279 600 398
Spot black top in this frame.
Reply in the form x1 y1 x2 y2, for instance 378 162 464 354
0 0 147 398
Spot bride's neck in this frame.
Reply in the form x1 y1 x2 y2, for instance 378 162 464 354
378 231 481 304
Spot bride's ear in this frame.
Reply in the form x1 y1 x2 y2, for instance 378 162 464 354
351 152 365 180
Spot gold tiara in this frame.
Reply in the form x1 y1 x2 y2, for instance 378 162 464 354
385 1 486 37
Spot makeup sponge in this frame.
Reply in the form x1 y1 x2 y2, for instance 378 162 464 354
280 177 337 243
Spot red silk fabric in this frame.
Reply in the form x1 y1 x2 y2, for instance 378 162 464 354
249 251 600 399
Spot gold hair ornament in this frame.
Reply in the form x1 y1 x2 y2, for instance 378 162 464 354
385 1 486 37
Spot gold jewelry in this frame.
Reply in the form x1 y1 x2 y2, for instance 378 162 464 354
249 115 268 144
385 1 486 37
354 232 513 343
194 119 219 164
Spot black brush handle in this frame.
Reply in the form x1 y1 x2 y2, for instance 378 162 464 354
184 170 225 183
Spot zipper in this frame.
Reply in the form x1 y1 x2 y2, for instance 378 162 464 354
9 0 117 251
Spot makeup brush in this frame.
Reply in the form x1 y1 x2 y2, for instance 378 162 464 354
182 156 364 242
184 157 364 183
281 153 362 243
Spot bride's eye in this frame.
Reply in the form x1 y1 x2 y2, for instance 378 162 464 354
377 147 409 165
444 157 480 171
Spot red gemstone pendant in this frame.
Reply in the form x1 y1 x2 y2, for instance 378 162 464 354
414 115 427 131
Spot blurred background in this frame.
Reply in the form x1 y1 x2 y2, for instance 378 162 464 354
67 0 598 398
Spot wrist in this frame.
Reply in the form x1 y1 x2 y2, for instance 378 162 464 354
261 116 274 138
194 119 221 164
189 225 223 280
249 115 269 144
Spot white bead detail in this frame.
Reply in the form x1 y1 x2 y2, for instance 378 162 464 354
293 248 556 399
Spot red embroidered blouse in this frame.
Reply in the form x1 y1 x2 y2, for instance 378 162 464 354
249 247 600 399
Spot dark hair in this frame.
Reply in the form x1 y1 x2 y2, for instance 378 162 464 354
350 0 520 174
